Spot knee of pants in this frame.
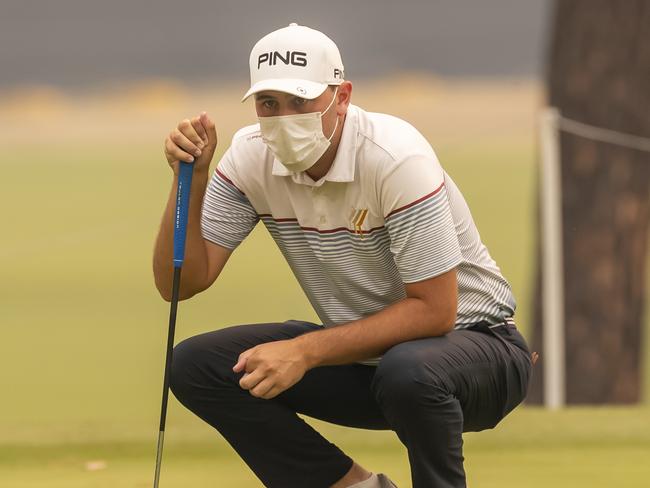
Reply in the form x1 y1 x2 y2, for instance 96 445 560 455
371 342 453 410
169 332 236 402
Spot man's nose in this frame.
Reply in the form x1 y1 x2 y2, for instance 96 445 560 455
276 106 301 116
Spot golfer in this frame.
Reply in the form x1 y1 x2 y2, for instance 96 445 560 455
153 23 533 488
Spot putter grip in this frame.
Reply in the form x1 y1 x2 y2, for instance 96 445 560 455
173 162 195 268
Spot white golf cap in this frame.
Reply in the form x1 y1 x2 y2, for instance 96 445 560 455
241 23 345 102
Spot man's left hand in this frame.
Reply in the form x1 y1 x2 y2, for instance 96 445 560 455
233 339 310 400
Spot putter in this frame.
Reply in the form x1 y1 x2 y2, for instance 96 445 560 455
153 161 194 487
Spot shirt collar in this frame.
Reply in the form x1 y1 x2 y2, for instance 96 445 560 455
271 104 359 187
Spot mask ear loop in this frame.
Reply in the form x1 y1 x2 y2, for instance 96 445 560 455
322 87 340 141
322 87 339 115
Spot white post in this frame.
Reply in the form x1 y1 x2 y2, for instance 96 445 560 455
539 107 566 409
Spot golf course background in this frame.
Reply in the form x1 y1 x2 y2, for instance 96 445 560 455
2 78 649 487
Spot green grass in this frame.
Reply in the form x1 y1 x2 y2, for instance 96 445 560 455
1 408 649 487
2 140 649 487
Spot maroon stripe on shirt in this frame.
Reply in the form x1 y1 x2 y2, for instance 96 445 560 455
385 182 445 219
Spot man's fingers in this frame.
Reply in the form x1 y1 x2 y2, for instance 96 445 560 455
250 378 275 399
191 116 209 146
163 113 217 173
261 385 287 400
233 355 247 373
239 370 264 391
170 129 202 158
164 137 194 164
233 348 254 373
178 118 205 150
200 112 218 146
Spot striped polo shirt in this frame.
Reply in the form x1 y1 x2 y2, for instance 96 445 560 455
201 104 516 362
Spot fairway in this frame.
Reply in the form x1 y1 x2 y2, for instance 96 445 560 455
2 408 650 487
2 80 649 487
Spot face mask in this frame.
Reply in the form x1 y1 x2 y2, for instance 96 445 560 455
259 88 339 173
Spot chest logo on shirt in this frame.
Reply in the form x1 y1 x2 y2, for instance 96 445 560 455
350 208 369 237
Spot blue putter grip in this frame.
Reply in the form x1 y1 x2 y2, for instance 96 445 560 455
173 162 195 268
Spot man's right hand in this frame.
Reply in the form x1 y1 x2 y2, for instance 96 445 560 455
164 112 218 174
154 110 230 301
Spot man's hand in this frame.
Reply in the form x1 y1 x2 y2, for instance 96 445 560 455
154 111 223 301
164 112 217 174
233 340 310 400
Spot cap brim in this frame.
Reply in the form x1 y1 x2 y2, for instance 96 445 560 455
241 78 329 102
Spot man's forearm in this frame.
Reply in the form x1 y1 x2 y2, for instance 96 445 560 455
294 295 456 368
153 167 211 300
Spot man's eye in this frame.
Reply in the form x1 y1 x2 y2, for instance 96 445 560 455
263 100 276 109
293 98 307 106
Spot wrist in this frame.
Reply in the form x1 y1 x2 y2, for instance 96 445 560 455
293 333 321 369
192 164 211 177
172 162 211 178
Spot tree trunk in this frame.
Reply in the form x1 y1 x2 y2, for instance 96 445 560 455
528 0 650 404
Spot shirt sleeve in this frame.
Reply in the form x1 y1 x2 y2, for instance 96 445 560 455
201 147 259 250
381 153 462 283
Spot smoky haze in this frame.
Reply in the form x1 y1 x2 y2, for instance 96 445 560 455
0 0 550 88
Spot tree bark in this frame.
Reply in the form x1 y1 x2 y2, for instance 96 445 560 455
528 0 650 404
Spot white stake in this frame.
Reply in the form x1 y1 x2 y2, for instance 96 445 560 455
539 107 566 409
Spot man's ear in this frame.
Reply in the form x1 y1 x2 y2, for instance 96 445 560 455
336 81 353 114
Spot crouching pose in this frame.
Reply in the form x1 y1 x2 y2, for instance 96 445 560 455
153 23 533 488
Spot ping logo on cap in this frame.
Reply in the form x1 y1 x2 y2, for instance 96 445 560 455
258 51 307 69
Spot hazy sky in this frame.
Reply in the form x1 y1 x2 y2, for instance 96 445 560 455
1 0 551 87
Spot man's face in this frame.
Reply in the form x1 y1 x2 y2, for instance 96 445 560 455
254 87 340 136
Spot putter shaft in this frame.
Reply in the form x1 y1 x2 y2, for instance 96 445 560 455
154 265 182 488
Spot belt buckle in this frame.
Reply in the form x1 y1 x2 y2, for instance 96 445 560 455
488 318 515 336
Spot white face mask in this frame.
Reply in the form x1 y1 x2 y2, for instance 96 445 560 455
258 88 339 173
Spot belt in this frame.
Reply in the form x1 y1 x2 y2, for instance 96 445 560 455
483 318 533 359
479 318 518 342
487 317 516 333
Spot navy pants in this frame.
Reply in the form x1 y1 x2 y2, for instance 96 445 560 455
170 320 532 488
